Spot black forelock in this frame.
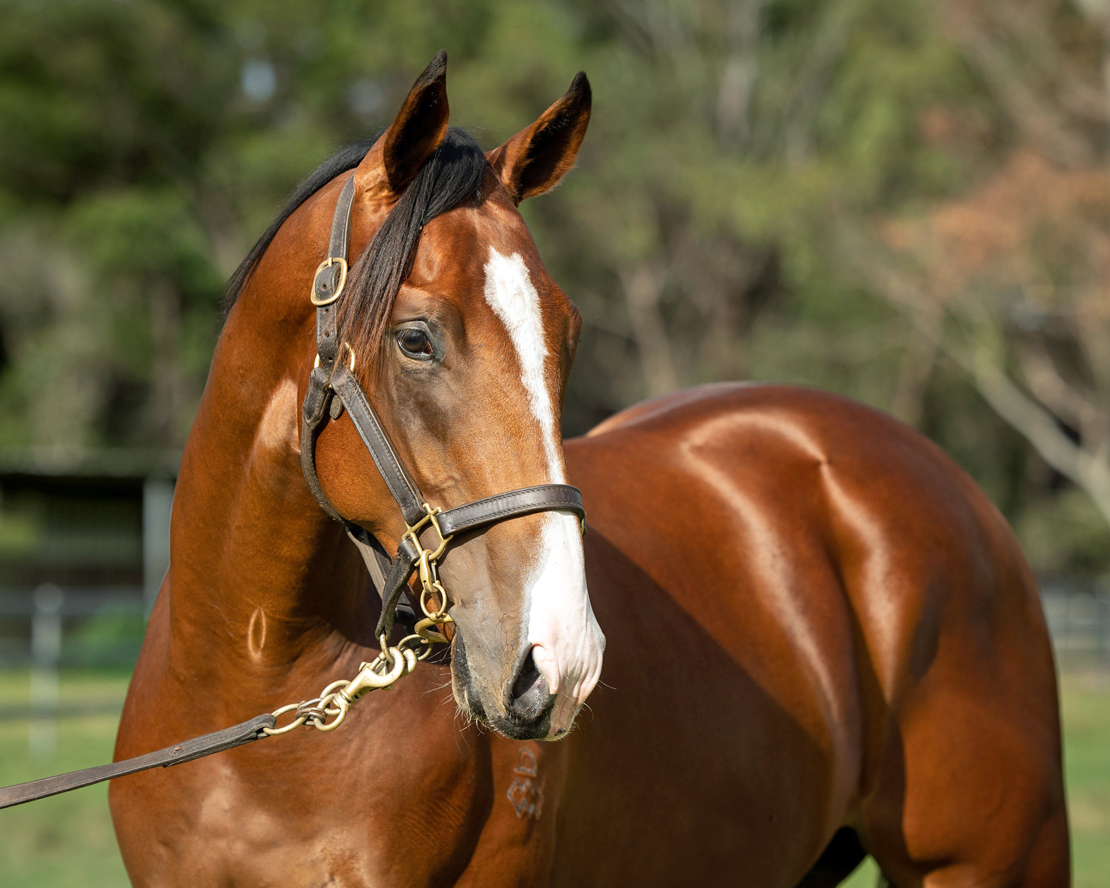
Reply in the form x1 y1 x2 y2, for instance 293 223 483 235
222 126 488 358
338 127 487 363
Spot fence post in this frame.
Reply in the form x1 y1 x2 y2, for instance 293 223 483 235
143 477 174 618
1101 586 1110 667
30 583 63 759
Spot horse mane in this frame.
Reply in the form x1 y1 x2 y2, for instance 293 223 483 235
223 127 488 364
223 137 377 313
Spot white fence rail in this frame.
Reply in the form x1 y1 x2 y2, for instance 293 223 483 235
0 583 1106 670
1041 580 1110 668
0 584 144 756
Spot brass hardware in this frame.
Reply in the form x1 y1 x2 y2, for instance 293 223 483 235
414 616 451 644
264 703 310 736
263 507 459 740
264 677 349 736
419 582 450 621
263 633 433 737
400 632 437 660
401 502 457 631
338 652 407 704
313 341 356 373
309 256 348 306
403 504 453 563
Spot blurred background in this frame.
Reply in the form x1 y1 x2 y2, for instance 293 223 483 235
0 0 1108 885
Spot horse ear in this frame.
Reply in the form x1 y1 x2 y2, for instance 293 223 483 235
487 72 591 205
357 51 450 197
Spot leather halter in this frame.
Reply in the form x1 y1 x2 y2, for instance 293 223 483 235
0 171 590 812
299 173 586 640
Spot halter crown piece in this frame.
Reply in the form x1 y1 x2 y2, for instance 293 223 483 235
300 173 587 642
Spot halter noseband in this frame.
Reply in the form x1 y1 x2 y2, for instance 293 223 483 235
300 173 586 642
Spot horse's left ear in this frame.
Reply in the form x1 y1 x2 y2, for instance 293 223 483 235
487 72 591 205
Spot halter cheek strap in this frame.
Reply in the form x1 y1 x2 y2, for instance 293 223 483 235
300 173 586 640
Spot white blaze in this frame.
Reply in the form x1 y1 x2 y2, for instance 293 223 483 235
482 248 605 735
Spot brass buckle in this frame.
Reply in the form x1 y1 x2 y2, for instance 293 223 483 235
309 256 348 306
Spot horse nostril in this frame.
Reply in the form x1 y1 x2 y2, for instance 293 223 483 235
511 648 543 702
507 647 553 725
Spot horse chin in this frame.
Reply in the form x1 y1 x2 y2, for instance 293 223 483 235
487 712 557 741
458 692 567 741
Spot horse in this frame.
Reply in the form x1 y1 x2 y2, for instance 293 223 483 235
110 54 1069 887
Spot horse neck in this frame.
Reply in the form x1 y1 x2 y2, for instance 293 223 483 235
163 302 373 682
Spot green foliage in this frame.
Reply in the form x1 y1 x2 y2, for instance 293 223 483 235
0 0 1102 572
1018 488 1110 577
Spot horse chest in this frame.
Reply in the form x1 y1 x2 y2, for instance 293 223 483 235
121 740 498 886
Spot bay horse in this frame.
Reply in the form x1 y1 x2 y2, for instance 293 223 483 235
111 54 1068 887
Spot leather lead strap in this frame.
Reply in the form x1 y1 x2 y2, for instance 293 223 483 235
0 715 276 810
373 536 423 639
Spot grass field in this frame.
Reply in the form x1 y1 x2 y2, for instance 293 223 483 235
0 669 1106 887
0 669 130 887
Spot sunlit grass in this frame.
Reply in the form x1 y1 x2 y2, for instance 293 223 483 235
1061 673 1110 888
0 669 130 887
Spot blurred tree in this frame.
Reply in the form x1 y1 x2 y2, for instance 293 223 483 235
844 0 1110 570
0 0 1107 574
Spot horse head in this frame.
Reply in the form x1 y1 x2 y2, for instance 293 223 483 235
270 53 603 741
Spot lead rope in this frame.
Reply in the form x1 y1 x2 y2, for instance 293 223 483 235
0 499 458 810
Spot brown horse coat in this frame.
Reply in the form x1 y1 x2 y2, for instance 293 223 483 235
559 383 1067 887
110 55 1067 888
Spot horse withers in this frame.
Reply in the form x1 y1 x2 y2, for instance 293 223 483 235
110 54 1067 887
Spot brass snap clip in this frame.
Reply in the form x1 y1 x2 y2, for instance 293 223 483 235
338 648 408 704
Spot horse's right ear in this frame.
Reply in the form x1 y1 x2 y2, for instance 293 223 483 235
357 51 450 199
487 72 592 205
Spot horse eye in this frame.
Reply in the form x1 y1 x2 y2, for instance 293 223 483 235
397 328 433 358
